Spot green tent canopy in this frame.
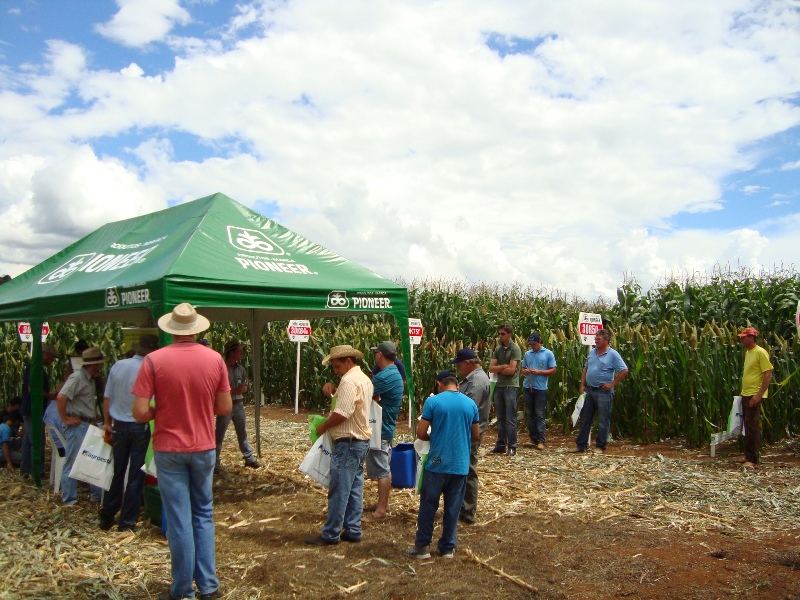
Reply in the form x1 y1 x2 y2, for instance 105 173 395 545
0 193 415 486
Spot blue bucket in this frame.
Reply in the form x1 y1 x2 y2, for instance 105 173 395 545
390 442 416 488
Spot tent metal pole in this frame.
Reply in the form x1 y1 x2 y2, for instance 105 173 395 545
249 309 262 458
29 319 44 488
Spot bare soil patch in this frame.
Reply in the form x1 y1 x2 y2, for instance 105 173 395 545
1 405 799 599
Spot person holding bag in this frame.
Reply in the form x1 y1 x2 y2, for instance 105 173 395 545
56 347 107 506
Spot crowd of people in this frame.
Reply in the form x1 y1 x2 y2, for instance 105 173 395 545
4 305 773 599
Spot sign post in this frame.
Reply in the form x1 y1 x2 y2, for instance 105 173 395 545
287 320 312 414
18 322 50 344
408 318 424 426
577 312 603 345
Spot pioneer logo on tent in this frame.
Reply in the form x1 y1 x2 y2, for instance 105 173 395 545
352 293 392 309
326 291 349 308
227 226 285 256
106 287 120 307
38 246 160 285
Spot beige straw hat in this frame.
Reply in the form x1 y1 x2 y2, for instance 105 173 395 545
321 344 364 366
157 303 211 336
81 347 109 364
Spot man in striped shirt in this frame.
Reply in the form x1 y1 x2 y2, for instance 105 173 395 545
306 345 374 546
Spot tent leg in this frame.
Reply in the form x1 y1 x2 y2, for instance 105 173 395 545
29 319 45 489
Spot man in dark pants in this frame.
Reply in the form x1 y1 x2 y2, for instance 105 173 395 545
488 324 521 457
521 333 557 450
100 334 159 532
737 327 773 468
450 348 490 524
570 329 628 454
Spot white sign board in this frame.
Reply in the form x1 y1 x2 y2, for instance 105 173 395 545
409 318 424 345
287 319 311 343
18 322 50 343
577 312 603 345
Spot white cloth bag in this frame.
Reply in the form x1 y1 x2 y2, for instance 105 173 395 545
413 439 430 495
68 424 114 491
299 432 333 487
369 400 383 451
571 393 586 428
728 396 744 437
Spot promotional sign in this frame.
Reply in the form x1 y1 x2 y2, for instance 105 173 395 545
577 312 603 345
288 319 312 414
408 318 424 345
287 319 312 343
18 322 50 343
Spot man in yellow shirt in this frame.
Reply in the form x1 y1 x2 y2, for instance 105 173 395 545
738 327 773 468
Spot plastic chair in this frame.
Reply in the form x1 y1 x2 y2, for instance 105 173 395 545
46 424 67 494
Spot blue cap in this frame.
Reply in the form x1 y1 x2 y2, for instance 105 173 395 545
436 369 457 381
449 348 477 363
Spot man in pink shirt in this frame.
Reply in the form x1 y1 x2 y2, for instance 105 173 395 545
133 304 232 600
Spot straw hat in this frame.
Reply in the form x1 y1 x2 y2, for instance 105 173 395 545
321 344 364 366
223 338 247 354
157 303 210 336
81 348 109 364
41 343 59 357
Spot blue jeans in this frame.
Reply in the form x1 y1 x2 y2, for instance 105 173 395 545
20 415 35 476
214 402 255 467
101 421 150 528
523 388 547 444
493 386 518 450
322 438 370 542
415 470 467 553
155 449 218 599
576 387 613 450
61 421 103 504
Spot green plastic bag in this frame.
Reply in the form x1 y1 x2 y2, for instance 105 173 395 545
308 414 326 443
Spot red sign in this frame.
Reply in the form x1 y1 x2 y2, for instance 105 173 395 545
18 321 50 343
288 325 311 337
578 322 602 336
409 326 423 337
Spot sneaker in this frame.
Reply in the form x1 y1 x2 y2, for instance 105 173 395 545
99 515 115 531
199 590 222 600
118 523 137 533
535 443 545 451
489 446 506 454
441 549 455 559
593 448 606 455
213 466 221 475
404 545 431 559
507 448 516 457
245 460 262 469
567 448 585 454
458 514 475 525
304 534 339 546
340 532 362 543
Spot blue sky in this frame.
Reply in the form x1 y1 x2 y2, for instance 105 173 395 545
1 0 799 299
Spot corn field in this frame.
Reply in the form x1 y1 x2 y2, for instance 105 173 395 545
2 266 798 448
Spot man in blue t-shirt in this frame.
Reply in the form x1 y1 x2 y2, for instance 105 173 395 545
365 341 404 520
571 329 628 454
405 370 479 560
1 410 22 470
521 333 557 450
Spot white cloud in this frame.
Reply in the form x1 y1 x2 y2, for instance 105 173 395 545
780 160 800 170
743 185 767 195
95 0 191 48
2 1 800 296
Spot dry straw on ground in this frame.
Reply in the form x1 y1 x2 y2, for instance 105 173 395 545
1 414 798 599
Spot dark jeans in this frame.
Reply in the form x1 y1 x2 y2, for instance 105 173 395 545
493 386 518 451
460 435 483 522
415 470 467 553
101 421 150 527
576 387 612 450
742 396 761 463
20 415 43 476
523 388 547 444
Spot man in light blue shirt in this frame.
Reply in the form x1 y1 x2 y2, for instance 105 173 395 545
521 333 557 450
99 334 158 531
571 329 628 454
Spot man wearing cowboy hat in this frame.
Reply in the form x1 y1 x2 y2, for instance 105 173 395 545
737 327 773 468
99 334 159 532
132 303 231 600
214 338 261 473
56 347 107 505
305 345 373 546
20 342 58 478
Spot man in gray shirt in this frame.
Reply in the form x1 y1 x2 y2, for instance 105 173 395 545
451 348 491 524
56 347 106 506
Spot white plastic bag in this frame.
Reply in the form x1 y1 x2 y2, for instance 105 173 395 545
299 432 333 487
571 393 586 428
728 395 744 437
369 401 383 451
413 439 429 495
69 424 114 491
